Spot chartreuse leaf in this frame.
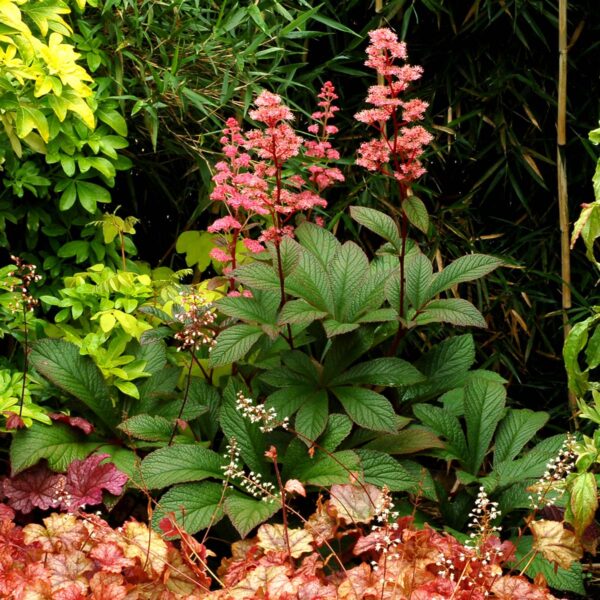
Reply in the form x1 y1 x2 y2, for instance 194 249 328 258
330 357 424 387
493 409 548 467
350 206 401 251
152 482 224 536
357 449 416 491
141 445 226 489
563 317 596 397
403 196 429 234
10 423 98 475
209 324 264 367
175 231 214 271
464 378 506 475
428 254 503 297
30 338 118 429
224 493 279 538
405 252 433 309
220 383 266 474
567 472 598 537
332 386 395 432
416 298 487 328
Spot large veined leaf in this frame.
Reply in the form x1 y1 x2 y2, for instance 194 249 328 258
10 423 99 475
285 248 334 312
332 386 396 432
152 482 224 536
357 449 416 491
330 357 425 387
363 426 444 454
141 445 226 489
403 335 476 401
350 206 401 251
268 236 301 276
563 317 595 397
493 409 549 467
278 299 328 325
416 298 487 328
348 255 397 320
413 404 468 462
209 324 264 367
494 434 566 488
405 252 433 310
428 254 503 297
319 413 353 452
216 290 280 325
30 338 117 428
322 319 359 337
295 390 329 445
295 221 340 268
568 472 598 537
464 378 506 475
290 449 360 486
224 493 279 538
117 414 174 442
329 242 370 321
232 262 281 293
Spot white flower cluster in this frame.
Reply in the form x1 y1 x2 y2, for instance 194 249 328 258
235 391 289 433
371 486 401 571
465 486 502 551
221 437 278 503
528 433 576 510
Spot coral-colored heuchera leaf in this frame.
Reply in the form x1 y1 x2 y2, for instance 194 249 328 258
62 453 128 511
2 463 64 513
49 412 95 435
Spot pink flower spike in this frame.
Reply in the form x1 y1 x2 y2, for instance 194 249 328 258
242 238 265 254
208 215 242 233
210 247 233 263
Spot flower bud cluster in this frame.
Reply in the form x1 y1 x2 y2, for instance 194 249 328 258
6 255 42 313
465 486 502 550
173 289 217 352
370 486 402 571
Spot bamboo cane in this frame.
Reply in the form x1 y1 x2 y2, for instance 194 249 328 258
557 0 577 418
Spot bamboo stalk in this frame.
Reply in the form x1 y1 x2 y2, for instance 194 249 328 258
557 0 577 418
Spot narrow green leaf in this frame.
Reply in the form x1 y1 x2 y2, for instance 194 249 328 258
278 299 327 325
464 379 506 474
568 472 598 536
329 242 370 321
295 390 329 445
493 409 548 466
350 206 401 250
413 404 468 462
285 249 334 312
330 357 424 387
209 324 264 367
152 482 224 536
403 196 429 234
405 252 433 309
416 298 487 328
428 254 503 297
332 386 395 432
141 445 225 489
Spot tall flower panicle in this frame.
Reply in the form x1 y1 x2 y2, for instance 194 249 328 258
355 28 432 184
208 83 343 279
173 289 217 352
